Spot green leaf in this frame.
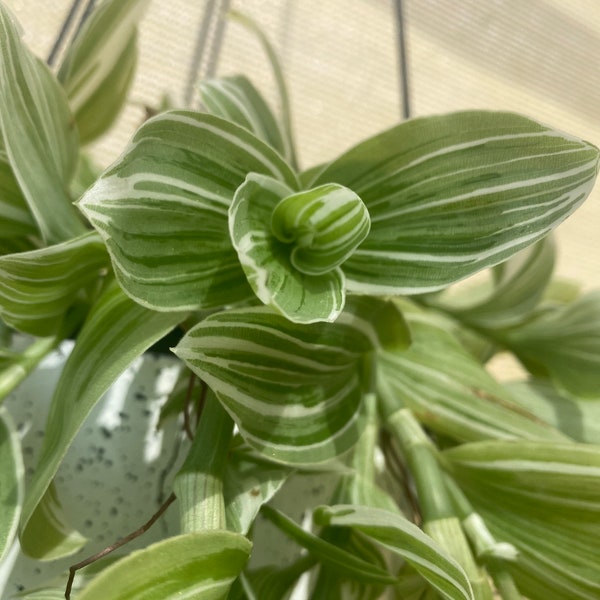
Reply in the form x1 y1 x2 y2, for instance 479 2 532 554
261 505 396 586
377 303 568 443
175 297 408 464
445 440 600 600
313 111 599 294
499 291 600 397
77 530 251 600
0 232 108 336
57 0 148 144
20 281 184 557
507 379 600 444
0 406 23 561
229 173 345 323
200 75 287 158
0 5 85 244
78 111 298 312
314 504 474 600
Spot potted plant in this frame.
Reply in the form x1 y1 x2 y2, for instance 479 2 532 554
0 1 599 599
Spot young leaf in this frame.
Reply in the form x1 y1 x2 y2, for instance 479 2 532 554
499 291 600 397
57 0 148 144
0 232 108 336
20 281 184 554
0 406 23 562
377 304 567 443
312 111 599 295
0 5 85 244
200 75 287 158
78 111 298 312
314 504 474 600
174 297 409 464
77 531 251 600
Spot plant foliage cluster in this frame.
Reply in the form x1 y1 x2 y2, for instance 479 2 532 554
0 1 600 599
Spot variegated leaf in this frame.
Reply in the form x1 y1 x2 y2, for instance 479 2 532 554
0 5 85 244
174 297 409 464
78 111 298 312
0 232 108 336
200 75 287 158
57 0 148 144
230 173 364 323
312 111 599 294
499 291 600 397
20 281 184 555
77 531 251 600
445 441 600 600
377 303 567 443
314 504 474 600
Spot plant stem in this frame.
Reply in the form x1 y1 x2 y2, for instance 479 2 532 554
174 390 233 532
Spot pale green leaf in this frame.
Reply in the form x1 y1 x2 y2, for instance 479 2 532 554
0 5 85 244
20 281 184 555
57 0 148 144
0 406 23 561
445 440 600 599
229 173 345 323
200 75 287 157
0 232 108 336
507 379 600 444
175 297 407 464
314 504 474 600
77 530 251 600
500 291 600 397
78 111 298 312
313 111 599 294
377 303 567 443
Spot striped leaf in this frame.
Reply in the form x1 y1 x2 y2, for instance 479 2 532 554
377 303 568 443
200 75 287 158
174 297 409 464
77 531 251 600
0 406 23 562
500 291 600 397
20 281 184 556
229 173 349 323
314 504 474 600
78 111 298 312
445 441 600 599
312 111 599 294
0 232 108 336
57 0 148 144
0 5 85 244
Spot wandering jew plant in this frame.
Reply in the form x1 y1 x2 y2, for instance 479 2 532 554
0 1 600 599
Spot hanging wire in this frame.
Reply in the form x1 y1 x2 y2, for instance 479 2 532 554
393 0 411 120
46 0 96 67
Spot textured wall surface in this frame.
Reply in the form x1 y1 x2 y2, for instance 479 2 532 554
5 0 600 292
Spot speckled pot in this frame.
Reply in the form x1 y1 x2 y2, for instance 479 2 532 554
0 341 185 596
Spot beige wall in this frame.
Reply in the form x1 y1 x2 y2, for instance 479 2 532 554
5 0 600 290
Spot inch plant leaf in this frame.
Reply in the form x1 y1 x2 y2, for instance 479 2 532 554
499 291 600 397
0 406 23 561
312 111 599 294
445 440 600 600
200 75 287 158
377 303 567 443
436 237 555 328
0 5 84 244
77 530 251 600
78 111 298 312
20 281 184 555
0 144 36 239
0 232 108 336
57 0 148 144
314 504 474 600
175 297 408 464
